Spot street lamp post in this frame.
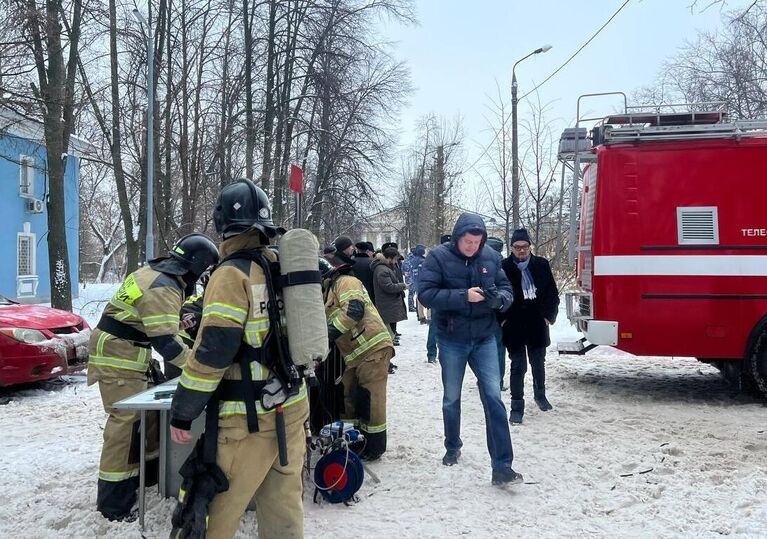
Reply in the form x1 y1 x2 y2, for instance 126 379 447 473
132 9 154 261
511 44 552 230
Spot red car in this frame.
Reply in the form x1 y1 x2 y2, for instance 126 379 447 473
0 294 90 387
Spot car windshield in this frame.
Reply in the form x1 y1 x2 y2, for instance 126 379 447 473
0 294 15 306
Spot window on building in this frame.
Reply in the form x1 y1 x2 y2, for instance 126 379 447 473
19 155 34 197
18 233 35 276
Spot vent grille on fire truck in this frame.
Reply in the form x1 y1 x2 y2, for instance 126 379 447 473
677 206 719 245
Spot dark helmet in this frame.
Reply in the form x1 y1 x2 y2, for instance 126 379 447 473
213 178 284 239
170 233 220 279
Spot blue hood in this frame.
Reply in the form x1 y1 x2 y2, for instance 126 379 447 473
413 244 426 257
450 213 487 257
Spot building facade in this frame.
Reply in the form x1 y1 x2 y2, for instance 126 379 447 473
0 109 86 302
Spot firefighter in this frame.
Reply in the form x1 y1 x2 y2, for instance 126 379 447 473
323 257 395 461
87 233 219 521
169 178 309 539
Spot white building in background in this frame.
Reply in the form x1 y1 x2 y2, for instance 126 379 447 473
351 205 505 252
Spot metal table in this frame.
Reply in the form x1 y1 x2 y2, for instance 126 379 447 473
113 379 204 530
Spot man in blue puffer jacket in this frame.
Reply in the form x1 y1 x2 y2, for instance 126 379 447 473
418 213 523 486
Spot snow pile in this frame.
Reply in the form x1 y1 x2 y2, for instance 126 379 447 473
0 288 765 538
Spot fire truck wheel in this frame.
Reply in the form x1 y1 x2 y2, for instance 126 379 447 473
744 330 767 398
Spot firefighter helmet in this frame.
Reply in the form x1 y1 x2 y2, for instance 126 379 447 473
170 233 220 279
213 178 284 239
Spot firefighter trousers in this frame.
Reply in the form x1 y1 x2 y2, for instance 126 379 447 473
96 377 159 519
206 400 309 539
341 348 392 457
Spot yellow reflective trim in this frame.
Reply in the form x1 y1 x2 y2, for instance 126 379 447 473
143 313 179 326
344 331 390 363
218 384 308 417
360 422 387 434
108 298 140 318
179 488 186 503
89 355 149 372
203 303 247 324
99 469 139 482
179 371 219 393
331 314 351 333
338 289 366 302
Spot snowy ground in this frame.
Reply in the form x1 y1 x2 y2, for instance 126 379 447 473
1 285 766 538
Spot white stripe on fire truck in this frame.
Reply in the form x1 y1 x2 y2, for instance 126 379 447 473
593 255 767 276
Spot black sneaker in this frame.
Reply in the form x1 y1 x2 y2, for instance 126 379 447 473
388 363 398 374
491 468 523 486
427 357 437 364
442 449 461 466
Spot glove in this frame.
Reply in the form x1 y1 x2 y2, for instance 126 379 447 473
481 285 503 310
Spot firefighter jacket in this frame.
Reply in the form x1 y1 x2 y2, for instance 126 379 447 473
324 273 394 365
88 265 190 384
170 231 308 432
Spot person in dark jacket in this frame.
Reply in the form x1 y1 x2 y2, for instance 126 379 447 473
333 236 355 264
352 241 376 303
371 247 408 346
499 228 560 424
418 213 523 486
403 244 426 312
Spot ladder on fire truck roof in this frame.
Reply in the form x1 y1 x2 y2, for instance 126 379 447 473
558 92 767 267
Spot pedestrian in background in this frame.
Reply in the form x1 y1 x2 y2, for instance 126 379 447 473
403 244 426 313
371 246 408 347
499 228 560 424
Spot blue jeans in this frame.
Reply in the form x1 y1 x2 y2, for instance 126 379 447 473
427 321 438 360
438 336 513 469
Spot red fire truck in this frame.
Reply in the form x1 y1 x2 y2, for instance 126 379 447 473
559 105 767 397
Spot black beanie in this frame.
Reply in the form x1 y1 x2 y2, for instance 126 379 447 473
510 228 532 245
334 236 353 252
323 245 336 255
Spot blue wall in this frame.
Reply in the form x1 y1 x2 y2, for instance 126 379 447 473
0 134 80 302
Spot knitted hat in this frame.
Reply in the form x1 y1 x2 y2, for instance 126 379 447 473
323 245 336 255
334 236 353 252
510 228 532 245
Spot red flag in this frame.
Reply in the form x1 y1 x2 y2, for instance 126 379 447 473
289 164 304 193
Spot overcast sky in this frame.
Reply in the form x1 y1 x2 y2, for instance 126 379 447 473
381 0 752 204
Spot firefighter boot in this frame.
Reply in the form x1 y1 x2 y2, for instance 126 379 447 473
533 386 553 411
509 399 524 424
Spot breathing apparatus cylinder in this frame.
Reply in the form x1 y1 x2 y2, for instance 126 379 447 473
278 228 329 378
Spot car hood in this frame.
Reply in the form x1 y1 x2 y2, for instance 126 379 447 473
0 304 83 330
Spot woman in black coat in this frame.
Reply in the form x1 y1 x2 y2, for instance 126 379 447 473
499 229 559 424
371 247 408 345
